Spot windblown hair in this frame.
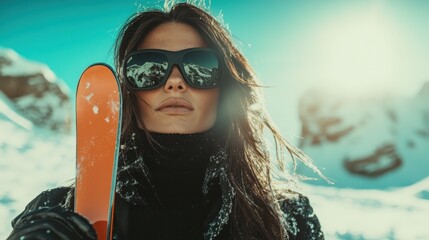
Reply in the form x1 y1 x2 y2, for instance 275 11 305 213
114 2 322 239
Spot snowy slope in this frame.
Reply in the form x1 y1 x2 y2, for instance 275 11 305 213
0 101 75 239
302 177 429 239
298 85 429 189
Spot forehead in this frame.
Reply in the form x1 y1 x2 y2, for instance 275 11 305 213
137 22 208 51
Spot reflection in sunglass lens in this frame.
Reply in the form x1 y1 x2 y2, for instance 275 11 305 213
126 52 168 88
183 51 218 88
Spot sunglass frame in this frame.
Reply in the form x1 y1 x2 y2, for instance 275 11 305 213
124 48 220 91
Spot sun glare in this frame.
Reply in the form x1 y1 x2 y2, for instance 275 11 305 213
299 1 409 97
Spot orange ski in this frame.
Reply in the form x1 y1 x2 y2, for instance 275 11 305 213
75 64 122 240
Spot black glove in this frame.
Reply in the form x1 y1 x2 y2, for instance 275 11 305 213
7 206 97 240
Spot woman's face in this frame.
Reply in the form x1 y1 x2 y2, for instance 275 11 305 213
134 22 219 134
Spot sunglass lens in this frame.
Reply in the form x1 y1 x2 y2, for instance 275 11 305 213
183 51 218 88
126 52 168 89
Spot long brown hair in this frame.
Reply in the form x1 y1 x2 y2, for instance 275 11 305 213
114 2 323 239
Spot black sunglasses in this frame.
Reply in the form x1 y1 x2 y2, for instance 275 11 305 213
124 48 219 90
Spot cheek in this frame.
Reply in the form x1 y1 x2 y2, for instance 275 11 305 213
135 91 156 108
196 90 220 117
134 91 158 117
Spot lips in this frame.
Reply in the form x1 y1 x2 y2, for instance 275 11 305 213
155 98 194 113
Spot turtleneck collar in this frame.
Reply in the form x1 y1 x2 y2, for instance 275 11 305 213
137 128 225 172
116 127 226 207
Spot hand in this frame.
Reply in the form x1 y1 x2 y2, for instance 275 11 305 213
7 206 97 240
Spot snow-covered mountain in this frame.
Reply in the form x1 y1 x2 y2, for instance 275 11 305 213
298 84 429 189
0 48 72 132
126 61 168 87
183 63 217 87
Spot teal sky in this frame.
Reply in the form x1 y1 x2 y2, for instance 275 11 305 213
1 0 429 136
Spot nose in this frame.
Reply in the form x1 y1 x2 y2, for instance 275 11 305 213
164 65 187 92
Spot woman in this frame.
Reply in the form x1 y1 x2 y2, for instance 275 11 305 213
8 2 324 240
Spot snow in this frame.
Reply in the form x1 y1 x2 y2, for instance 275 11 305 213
0 48 70 95
0 48 72 132
203 149 235 240
291 86 429 239
0 107 75 238
0 92 33 130
183 63 214 86
0 48 75 236
86 93 94 101
14 90 71 129
126 61 167 87
301 179 429 239
298 88 429 189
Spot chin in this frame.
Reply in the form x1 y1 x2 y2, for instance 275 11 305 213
151 125 213 134
149 126 194 134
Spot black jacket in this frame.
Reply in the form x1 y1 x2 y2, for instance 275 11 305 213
11 130 324 239
11 186 324 239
